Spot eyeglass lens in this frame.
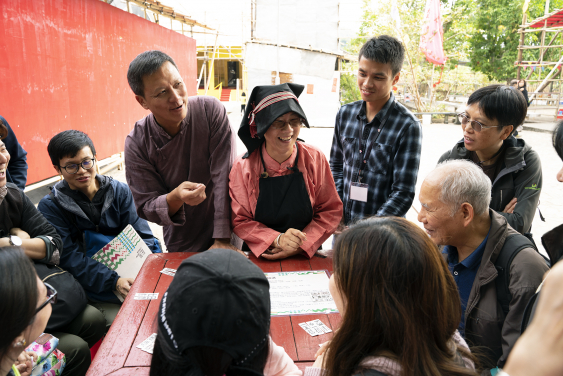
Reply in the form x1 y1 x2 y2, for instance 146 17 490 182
65 159 94 174
459 114 482 132
34 283 58 315
271 119 302 129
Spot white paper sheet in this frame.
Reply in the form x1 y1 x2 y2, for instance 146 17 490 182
266 270 338 316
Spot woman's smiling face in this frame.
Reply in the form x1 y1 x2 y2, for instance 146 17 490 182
263 112 302 157
0 140 11 188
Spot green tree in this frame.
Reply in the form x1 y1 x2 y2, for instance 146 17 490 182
468 0 563 81
340 0 490 109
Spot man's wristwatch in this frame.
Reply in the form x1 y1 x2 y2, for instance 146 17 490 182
9 235 23 246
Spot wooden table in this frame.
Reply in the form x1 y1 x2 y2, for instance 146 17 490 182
87 252 341 376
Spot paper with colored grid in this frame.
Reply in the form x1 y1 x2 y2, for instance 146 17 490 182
266 270 338 316
91 224 150 280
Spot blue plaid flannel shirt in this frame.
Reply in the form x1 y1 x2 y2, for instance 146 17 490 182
330 93 422 224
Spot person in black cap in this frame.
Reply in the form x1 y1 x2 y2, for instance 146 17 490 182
229 84 343 260
150 249 301 376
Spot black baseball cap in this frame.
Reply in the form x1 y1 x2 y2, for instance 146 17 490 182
158 249 271 369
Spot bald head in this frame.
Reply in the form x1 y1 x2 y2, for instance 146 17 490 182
426 160 492 216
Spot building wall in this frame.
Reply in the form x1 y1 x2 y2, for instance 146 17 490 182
0 0 197 184
255 0 339 52
246 44 340 128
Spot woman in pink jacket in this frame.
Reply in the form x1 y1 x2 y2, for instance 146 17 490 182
229 83 342 260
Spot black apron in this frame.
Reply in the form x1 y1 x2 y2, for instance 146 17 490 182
243 144 314 252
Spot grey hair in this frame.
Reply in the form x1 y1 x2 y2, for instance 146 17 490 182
434 160 492 216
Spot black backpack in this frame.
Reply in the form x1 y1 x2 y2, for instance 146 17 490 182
34 263 88 331
494 232 550 317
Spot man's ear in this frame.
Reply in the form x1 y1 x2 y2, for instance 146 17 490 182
53 165 61 175
501 125 514 140
135 95 149 110
460 202 475 227
392 72 401 86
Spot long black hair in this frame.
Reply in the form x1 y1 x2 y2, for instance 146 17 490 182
0 247 38 362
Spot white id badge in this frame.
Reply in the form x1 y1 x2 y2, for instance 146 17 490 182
350 182 368 202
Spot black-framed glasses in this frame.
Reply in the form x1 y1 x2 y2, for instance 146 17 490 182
59 158 96 174
270 118 303 130
35 283 57 315
458 113 503 132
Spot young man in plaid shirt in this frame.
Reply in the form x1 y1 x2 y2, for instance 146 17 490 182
330 35 422 226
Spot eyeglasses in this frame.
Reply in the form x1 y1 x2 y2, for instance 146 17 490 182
458 113 503 132
59 158 96 174
35 283 57 315
270 118 303 130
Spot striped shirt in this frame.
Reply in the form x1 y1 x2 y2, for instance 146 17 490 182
329 92 422 224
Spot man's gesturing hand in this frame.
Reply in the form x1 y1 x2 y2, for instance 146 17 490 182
174 182 206 206
167 182 207 216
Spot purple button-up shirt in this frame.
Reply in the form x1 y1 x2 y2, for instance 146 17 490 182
124 96 235 252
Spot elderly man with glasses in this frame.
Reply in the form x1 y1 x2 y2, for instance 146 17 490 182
439 84 542 235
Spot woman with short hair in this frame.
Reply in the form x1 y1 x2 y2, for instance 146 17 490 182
439 84 541 234
309 217 477 376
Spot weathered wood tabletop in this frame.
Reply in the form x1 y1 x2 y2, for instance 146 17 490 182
86 252 341 376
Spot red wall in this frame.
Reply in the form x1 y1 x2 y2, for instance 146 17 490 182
0 0 197 184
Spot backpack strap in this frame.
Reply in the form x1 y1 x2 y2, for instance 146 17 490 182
494 233 538 317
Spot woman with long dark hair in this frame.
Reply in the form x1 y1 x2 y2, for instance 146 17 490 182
0 247 55 376
309 217 477 376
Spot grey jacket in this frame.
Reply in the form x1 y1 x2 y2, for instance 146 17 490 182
456 210 548 369
439 137 542 234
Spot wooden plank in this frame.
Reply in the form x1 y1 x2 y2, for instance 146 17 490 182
295 362 314 373
107 367 150 376
125 258 185 367
280 254 312 272
87 255 166 376
270 316 298 361
249 253 282 272
309 255 333 274
155 252 198 261
290 315 334 361
327 314 343 331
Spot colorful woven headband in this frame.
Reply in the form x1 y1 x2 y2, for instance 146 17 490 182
248 92 299 138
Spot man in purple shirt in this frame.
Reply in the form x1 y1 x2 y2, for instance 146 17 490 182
125 50 240 254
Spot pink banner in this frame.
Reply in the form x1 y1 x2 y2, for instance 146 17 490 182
420 0 446 65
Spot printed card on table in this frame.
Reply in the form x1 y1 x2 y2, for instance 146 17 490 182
266 270 338 316
136 333 157 354
91 224 151 301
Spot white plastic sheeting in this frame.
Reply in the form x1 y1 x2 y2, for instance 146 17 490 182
255 0 339 52
245 43 337 79
246 43 340 128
